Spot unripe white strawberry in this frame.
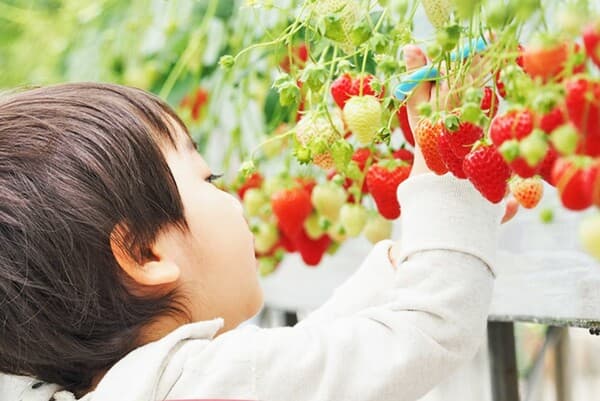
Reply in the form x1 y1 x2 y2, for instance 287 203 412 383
311 182 347 221
254 222 279 255
340 204 368 237
295 110 343 169
422 0 452 29
343 95 382 145
362 213 393 244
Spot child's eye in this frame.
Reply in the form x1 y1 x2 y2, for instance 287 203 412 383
206 173 223 184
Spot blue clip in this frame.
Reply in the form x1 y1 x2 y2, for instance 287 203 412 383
394 37 488 101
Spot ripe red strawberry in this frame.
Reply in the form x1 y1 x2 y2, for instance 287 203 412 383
438 132 467 178
331 73 354 109
510 158 540 178
509 177 544 209
583 23 600 68
279 230 297 253
490 109 535 147
352 147 377 193
180 88 209 121
392 147 414 164
565 78 600 156
551 157 593 210
293 229 332 266
414 118 448 175
584 161 600 207
538 145 558 185
366 160 411 220
463 145 511 204
539 106 566 134
271 186 313 237
397 105 415 146
295 177 316 195
441 120 484 159
481 86 499 118
280 43 309 73
351 74 385 99
522 41 569 81
237 172 264 200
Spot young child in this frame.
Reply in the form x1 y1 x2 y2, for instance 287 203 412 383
0 47 505 401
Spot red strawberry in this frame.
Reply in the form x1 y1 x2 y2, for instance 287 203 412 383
509 157 540 178
441 120 484 159
280 43 309 73
490 109 535 147
538 145 558 185
351 74 385 99
352 147 376 193
551 157 593 210
237 172 264 200
463 145 511 203
565 78 600 156
539 106 566 134
438 132 467 178
279 230 297 253
293 229 332 266
509 177 544 209
366 160 411 220
522 41 569 81
481 87 499 118
331 73 354 109
295 177 317 195
180 88 209 121
392 147 414 164
583 23 600 68
397 105 415 146
585 161 600 207
414 118 448 175
271 186 313 237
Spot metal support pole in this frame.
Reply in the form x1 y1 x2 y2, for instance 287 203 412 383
488 321 520 401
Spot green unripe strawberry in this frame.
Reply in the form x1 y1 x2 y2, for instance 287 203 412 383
244 188 268 217
339 204 368 237
550 124 579 156
362 213 393 244
343 95 382 145
304 213 325 240
258 257 278 276
327 221 347 242
422 0 453 29
254 222 279 255
519 130 548 167
311 182 347 221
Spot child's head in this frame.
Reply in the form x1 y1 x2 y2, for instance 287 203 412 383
0 83 262 393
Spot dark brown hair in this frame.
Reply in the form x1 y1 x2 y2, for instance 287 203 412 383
0 83 191 393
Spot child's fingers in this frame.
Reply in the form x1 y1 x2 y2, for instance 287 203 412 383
403 45 431 123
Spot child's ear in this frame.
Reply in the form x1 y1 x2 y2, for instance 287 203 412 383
109 225 180 287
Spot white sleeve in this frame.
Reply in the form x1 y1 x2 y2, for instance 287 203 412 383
250 173 504 401
178 173 503 401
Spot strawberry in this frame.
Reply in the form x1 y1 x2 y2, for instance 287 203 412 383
509 177 544 209
463 144 511 203
237 172 264 200
295 176 317 195
522 41 569 81
421 0 452 29
584 161 600 207
509 157 541 179
180 88 209 121
331 73 354 109
339 204 368 237
414 118 448 175
441 120 484 159
539 106 566 134
366 160 411 219
311 182 347 221
551 157 593 211
362 213 393 244
295 111 344 169
583 23 600 68
438 132 467 178
538 145 558 185
352 147 376 193
392 147 414 164
280 43 309 73
253 222 280 255
314 0 360 54
565 78 600 156
490 109 535 147
481 86 499 118
579 213 600 261
279 230 297 252
243 188 269 217
397 105 415 146
495 44 524 98
343 95 382 144
271 186 313 237
350 74 385 99
293 229 332 266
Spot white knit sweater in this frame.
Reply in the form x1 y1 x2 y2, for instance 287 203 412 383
10 173 503 401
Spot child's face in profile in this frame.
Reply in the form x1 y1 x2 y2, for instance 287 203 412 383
146 122 263 332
